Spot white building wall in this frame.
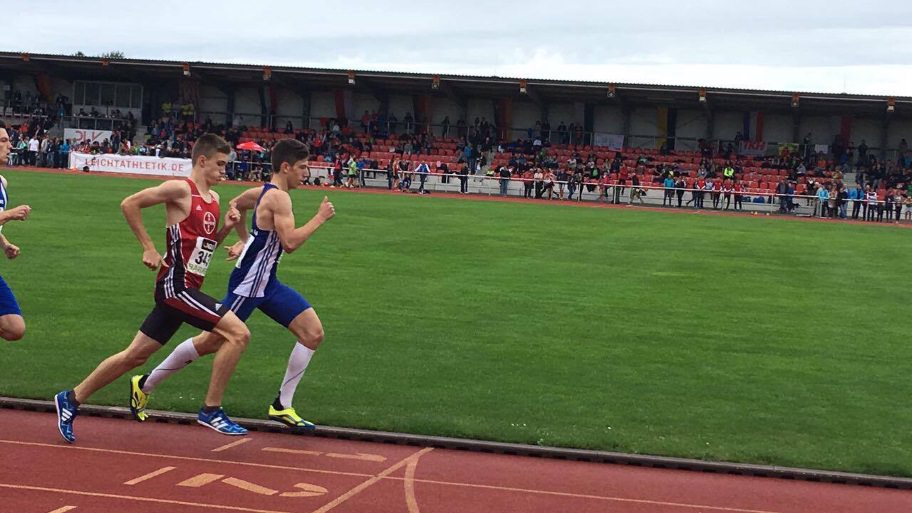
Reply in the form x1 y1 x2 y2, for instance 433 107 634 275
466 98 495 127
511 100 539 140
763 113 794 143
713 111 742 141
198 84 228 120
352 93 380 121
887 119 912 149
427 96 462 137
592 105 623 134
674 109 708 151
273 87 305 129
629 107 659 147
50 77 73 103
309 91 336 129
389 94 414 120
234 86 261 122
548 102 576 128
431 96 460 123
852 117 881 149
11 75 38 97
797 115 837 148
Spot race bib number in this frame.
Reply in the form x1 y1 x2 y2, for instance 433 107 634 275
187 237 216 276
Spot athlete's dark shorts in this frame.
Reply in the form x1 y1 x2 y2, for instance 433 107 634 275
0 275 22 317
140 287 231 344
222 281 311 327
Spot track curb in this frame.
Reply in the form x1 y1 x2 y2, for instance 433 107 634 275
3 396 910 490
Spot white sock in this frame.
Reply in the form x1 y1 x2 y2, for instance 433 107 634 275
278 343 315 409
142 338 200 393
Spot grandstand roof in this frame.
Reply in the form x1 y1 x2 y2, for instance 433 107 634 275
1 51 908 117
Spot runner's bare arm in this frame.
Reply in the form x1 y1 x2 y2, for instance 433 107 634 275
231 187 263 242
272 194 335 254
120 180 190 269
222 187 261 260
0 205 31 225
215 204 240 246
0 233 19 259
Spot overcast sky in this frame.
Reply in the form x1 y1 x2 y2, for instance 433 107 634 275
8 1 912 96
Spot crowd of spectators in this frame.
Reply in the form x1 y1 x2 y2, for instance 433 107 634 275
4 94 911 223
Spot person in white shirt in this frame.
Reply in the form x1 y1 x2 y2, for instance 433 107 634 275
27 137 39 166
865 186 878 222
533 168 544 199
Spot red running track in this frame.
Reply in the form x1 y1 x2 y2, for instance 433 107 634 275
0 409 909 513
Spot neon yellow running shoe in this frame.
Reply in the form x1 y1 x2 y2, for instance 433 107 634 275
268 402 315 431
129 375 150 422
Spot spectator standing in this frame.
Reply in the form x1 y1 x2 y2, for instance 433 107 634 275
458 164 469 194
816 183 829 217
662 175 675 207
629 174 644 205
712 179 722 209
848 186 860 219
522 169 534 199
865 186 877 221
567 171 580 201
838 185 849 219
27 136 39 166
497 165 511 196
541 169 556 200
702 178 713 208
675 176 686 207
827 184 838 218
721 181 732 210
59 139 71 169
416 161 430 194
556 168 568 200
533 168 544 199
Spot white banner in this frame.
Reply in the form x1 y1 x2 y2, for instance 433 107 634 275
592 133 625 150
68 153 192 176
813 144 830 154
63 128 113 145
738 140 768 156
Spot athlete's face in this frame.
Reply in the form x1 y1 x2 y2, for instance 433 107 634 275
285 159 310 189
199 152 230 185
0 129 10 163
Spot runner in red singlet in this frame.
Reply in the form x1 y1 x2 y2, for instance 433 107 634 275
55 134 252 443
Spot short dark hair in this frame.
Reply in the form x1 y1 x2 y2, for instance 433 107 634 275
191 133 231 165
271 139 310 171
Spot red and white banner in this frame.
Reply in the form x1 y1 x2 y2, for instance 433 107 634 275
738 140 768 156
63 128 113 145
68 152 192 176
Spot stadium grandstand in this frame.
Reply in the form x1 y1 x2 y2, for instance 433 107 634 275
2 51 911 219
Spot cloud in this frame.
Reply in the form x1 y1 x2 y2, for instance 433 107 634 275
6 0 912 95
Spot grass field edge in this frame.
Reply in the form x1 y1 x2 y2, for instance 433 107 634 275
4 396 911 490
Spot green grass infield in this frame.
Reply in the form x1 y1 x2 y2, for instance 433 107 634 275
0 168 910 476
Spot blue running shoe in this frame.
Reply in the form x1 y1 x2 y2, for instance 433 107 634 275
55 390 78 443
197 407 247 436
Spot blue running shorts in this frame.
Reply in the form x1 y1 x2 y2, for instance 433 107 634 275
222 281 312 327
0 275 22 316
